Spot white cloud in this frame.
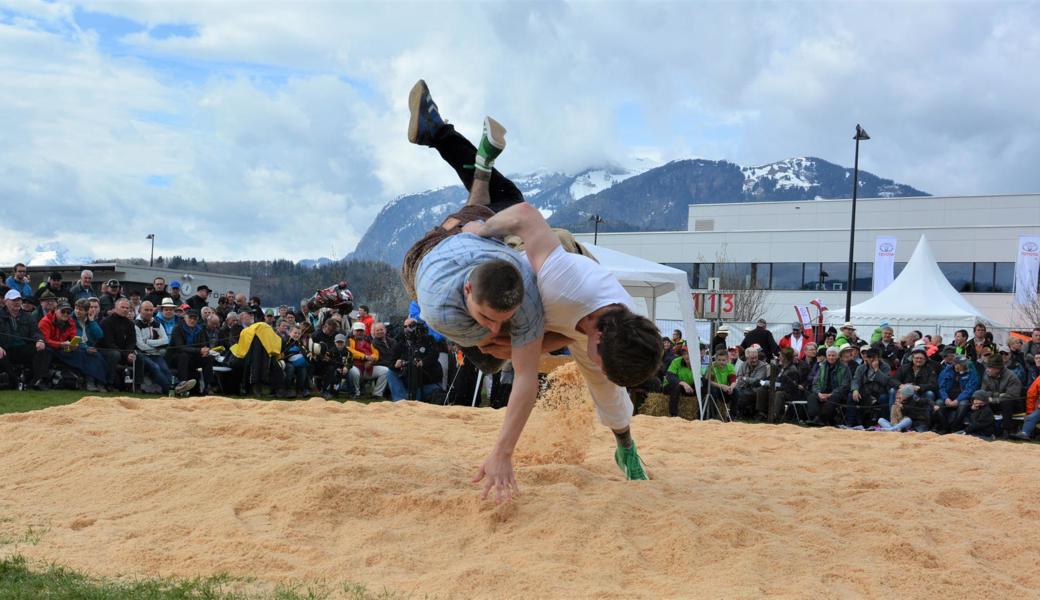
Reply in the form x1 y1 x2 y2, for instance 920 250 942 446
0 1 1037 263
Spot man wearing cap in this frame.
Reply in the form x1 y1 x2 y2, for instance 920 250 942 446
850 347 898 428
709 325 729 355
39 299 109 391
980 353 1024 439
169 309 214 393
186 285 211 312
0 289 51 390
896 346 939 411
32 289 59 323
98 279 126 318
808 346 851 426
937 354 979 433
68 269 96 302
962 390 997 438
321 331 353 398
738 319 779 361
871 326 902 370
347 321 388 399
154 298 180 336
779 322 808 359
834 322 859 349
166 280 184 306
5 263 32 299
34 271 68 304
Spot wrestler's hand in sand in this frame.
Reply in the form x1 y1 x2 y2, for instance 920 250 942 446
473 450 519 503
471 337 541 503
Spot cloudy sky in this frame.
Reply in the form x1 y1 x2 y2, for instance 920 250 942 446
1 0 1038 263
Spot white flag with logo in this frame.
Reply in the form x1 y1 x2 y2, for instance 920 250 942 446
872 237 897 295
1014 235 1040 305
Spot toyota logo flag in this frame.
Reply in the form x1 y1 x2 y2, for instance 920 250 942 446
1015 235 1040 305
873 237 897 296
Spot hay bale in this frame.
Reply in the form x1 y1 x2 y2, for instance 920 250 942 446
637 391 699 420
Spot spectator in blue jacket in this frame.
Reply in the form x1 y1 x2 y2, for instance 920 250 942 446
4 263 32 299
936 355 980 432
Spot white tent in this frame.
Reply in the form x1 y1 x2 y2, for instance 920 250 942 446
584 243 704 416
837 235 999 327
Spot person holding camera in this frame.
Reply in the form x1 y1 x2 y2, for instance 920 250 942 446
388 318 443 402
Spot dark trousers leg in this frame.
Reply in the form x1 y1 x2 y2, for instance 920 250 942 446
433 125 525 213
666 382 682 417
5 345 50 382
998 398 1025 435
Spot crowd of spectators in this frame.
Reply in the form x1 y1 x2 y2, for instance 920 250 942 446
656 318 1040 441
0 268 505 406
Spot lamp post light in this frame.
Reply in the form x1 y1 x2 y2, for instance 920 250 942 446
845 124 870 322
146 233 155 267
590 214 604 245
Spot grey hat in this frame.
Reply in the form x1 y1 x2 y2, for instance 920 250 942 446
899 386 916 399
940 346 957 356
953 355 970 366
972 390 990 402
334 333 348 343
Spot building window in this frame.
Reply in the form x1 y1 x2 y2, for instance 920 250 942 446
820 262 850 292
751 263 771 289
993 262 1014 293
939 262 973 293
802 262 822 290
974 262 995 293
771 263 803 290
662 263 695 289
853 262 873 292
894 262 907 278
692 263 714 290
716 262 752 290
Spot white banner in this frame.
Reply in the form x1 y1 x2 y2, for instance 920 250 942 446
794 305 812 329
1014 235 1040 305
872 236 897 295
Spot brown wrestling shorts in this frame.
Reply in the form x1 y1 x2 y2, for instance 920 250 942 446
400 204 496 299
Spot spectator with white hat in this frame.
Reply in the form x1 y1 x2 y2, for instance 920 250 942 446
0 289 51 390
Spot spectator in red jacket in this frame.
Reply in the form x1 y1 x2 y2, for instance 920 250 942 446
779 322 809 359
356 304 375 336
39 301 108 391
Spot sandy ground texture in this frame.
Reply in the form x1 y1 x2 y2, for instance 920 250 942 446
1 363 1039 599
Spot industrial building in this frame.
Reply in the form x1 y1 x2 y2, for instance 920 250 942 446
575 193 1040 328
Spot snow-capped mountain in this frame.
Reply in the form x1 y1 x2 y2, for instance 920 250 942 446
547 156 928 233
348 156 928 266
0 241 92 267
346 163 652 266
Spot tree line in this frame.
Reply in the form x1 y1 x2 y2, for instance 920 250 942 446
108 256 411 322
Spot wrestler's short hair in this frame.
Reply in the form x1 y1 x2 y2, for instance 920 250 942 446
469 260 523 312
597 306 664 388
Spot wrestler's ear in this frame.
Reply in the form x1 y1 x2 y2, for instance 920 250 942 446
463 281 474 298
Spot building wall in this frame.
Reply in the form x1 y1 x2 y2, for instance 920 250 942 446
575 194 1040 327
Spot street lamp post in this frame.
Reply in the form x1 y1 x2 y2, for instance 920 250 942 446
845 124 870 322
590 214 604 245
146 234 155 267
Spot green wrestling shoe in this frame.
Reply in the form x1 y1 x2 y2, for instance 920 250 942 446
615 442 649 480
474 116 506 173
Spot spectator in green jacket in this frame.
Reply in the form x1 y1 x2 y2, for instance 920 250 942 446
664 345 696 418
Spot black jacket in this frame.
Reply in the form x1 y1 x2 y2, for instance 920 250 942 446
740 327 780 361
186 295 209 311
372 336 396 368
0 307 42 349
143 291 169 307
99 314 136 354
896 362 939 397
964 405 996 436
392 332 442 386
